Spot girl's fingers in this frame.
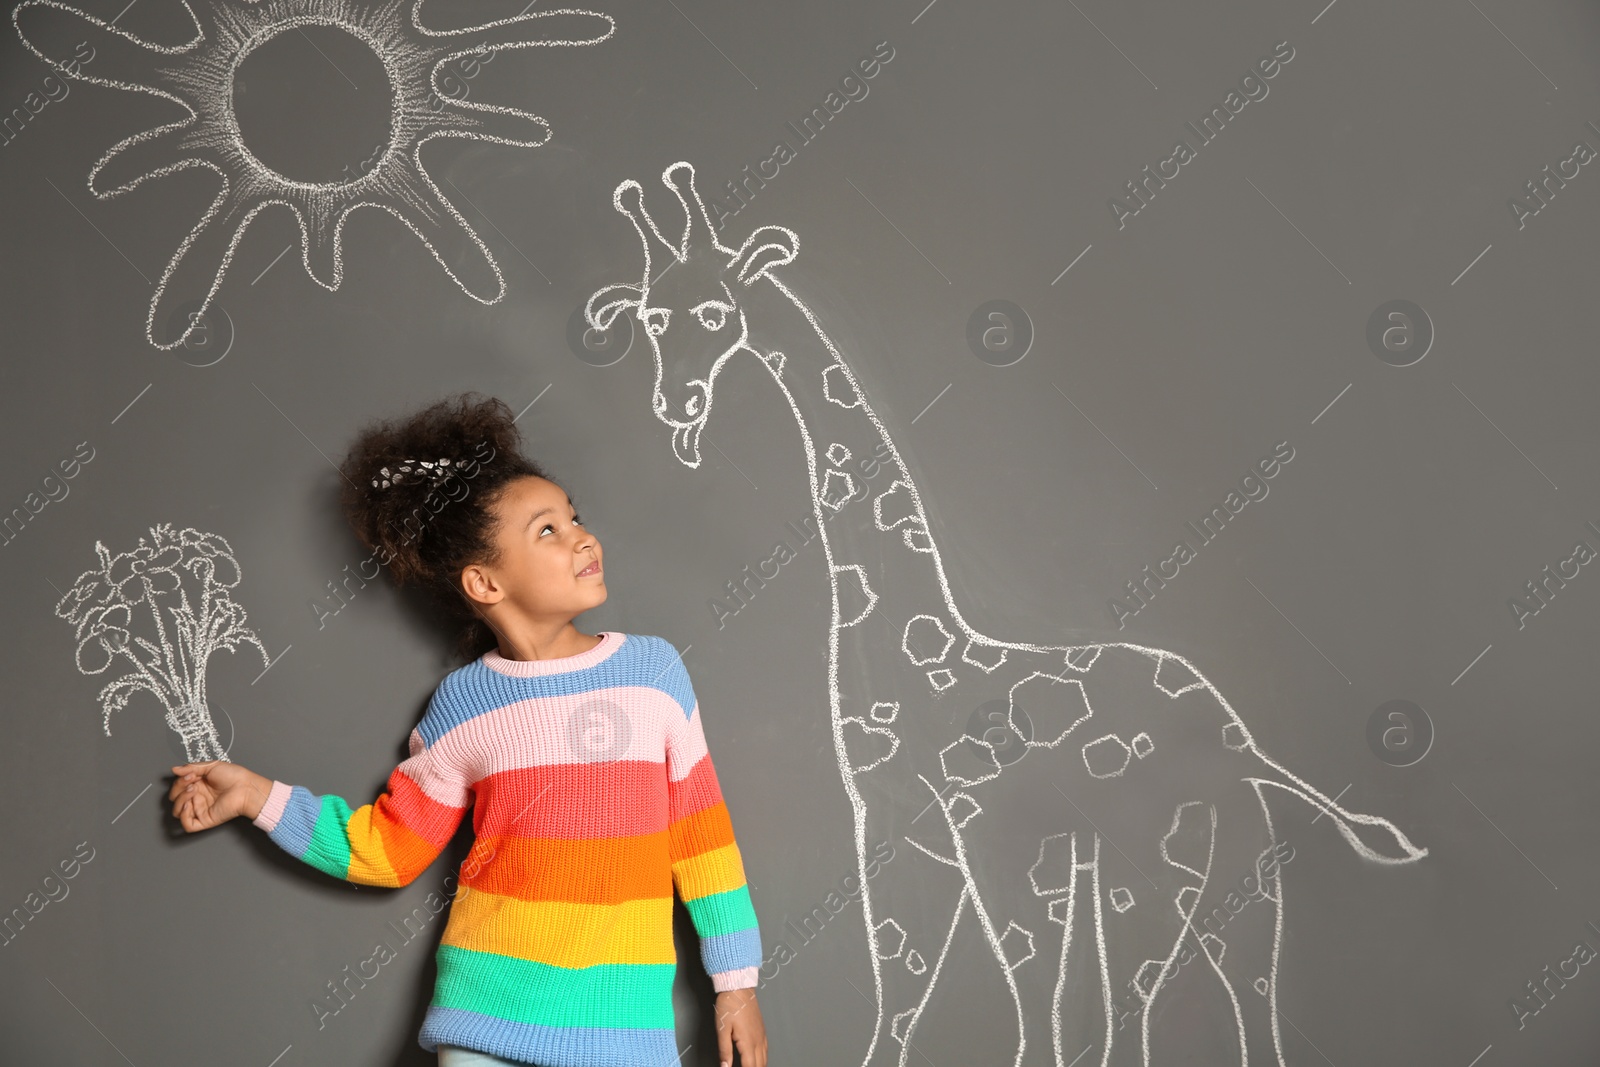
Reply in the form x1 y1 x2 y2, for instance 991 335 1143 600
178 793 205 831
172 761 220 774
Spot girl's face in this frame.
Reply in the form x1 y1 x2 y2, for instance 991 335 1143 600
465 475 606 624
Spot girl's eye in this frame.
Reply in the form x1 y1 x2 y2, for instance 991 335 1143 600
539 515 583 536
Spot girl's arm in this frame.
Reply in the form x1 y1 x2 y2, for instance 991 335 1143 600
248 717 473 888
658 646 764 991
172 689 473 889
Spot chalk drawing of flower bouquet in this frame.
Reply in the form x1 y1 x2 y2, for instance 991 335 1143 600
54 523 270 762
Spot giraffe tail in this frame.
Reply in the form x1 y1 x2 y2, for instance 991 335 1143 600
1242 750 1428 865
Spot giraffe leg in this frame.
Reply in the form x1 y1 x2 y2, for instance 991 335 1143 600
849 769 975 1067
925 787 1070 1067
1049 831 1117 1067
1097 801 1217 1067
953 783 1203 1067
1185 781 1292 1067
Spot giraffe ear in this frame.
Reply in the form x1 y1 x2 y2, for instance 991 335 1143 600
734 225 798 286
585 283 641 329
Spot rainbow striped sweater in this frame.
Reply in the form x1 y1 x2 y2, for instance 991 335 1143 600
250 632 762 1066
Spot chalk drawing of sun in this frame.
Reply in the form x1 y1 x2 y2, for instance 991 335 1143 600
11 0 616 349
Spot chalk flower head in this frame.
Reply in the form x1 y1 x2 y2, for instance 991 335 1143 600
55 523 271 762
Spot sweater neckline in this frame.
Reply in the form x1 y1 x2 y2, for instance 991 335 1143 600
480 631 624 677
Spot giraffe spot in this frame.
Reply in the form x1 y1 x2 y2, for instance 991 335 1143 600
832 564 877 627
905 949 927 975
820 468 857 510
904 615 954 665
1222 722 1250 751
872 479 918 530
1133 958 1167 999
1161 801 1215 881
841 716 898 773
891 1007 918 1044
822 363 863 408
1131 731 1154 759
902 526 934 552
869 701 898 724
1013 672 1092 747
1254 977 1270 996
1175 886 1201 916
1028 832 1076 897
940 734 1002 786
948 792 981 830
1198 932 1225 962
825 442 851 466
1000 921 1036 971
961 639 1007 672
1109 886 1135 913
1152 653 1205 697
873 918 906 959
1063 645 1102 672
926 668 956 691
1082 733 1132 778
1047 896 1072 924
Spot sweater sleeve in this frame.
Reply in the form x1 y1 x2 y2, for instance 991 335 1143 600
658 645 763 991
251 694 472 888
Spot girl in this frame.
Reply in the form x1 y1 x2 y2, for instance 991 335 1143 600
168 393 769 1067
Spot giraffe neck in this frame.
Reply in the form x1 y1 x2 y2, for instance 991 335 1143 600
739 272 970 661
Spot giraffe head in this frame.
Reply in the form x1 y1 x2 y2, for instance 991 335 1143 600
585 161 798 468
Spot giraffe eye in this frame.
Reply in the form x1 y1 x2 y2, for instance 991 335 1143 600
643 309 669 337
697 306 725 331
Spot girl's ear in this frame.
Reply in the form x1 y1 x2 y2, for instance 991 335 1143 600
458 563 491 608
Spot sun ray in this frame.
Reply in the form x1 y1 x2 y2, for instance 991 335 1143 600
90 122 211 197
11 0 616 349
14 0 201 88
428 103 551 148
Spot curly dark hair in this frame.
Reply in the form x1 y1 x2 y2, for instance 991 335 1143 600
337 392 551 662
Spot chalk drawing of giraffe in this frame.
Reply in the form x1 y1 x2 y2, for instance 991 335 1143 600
586 161 1428 1067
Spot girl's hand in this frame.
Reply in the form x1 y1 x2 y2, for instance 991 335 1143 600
714 987 767 1067
168 761 274 832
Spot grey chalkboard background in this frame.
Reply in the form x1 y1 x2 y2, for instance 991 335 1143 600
4 0 1600 1064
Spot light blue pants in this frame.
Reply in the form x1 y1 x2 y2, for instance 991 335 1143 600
436 1044 530 1066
